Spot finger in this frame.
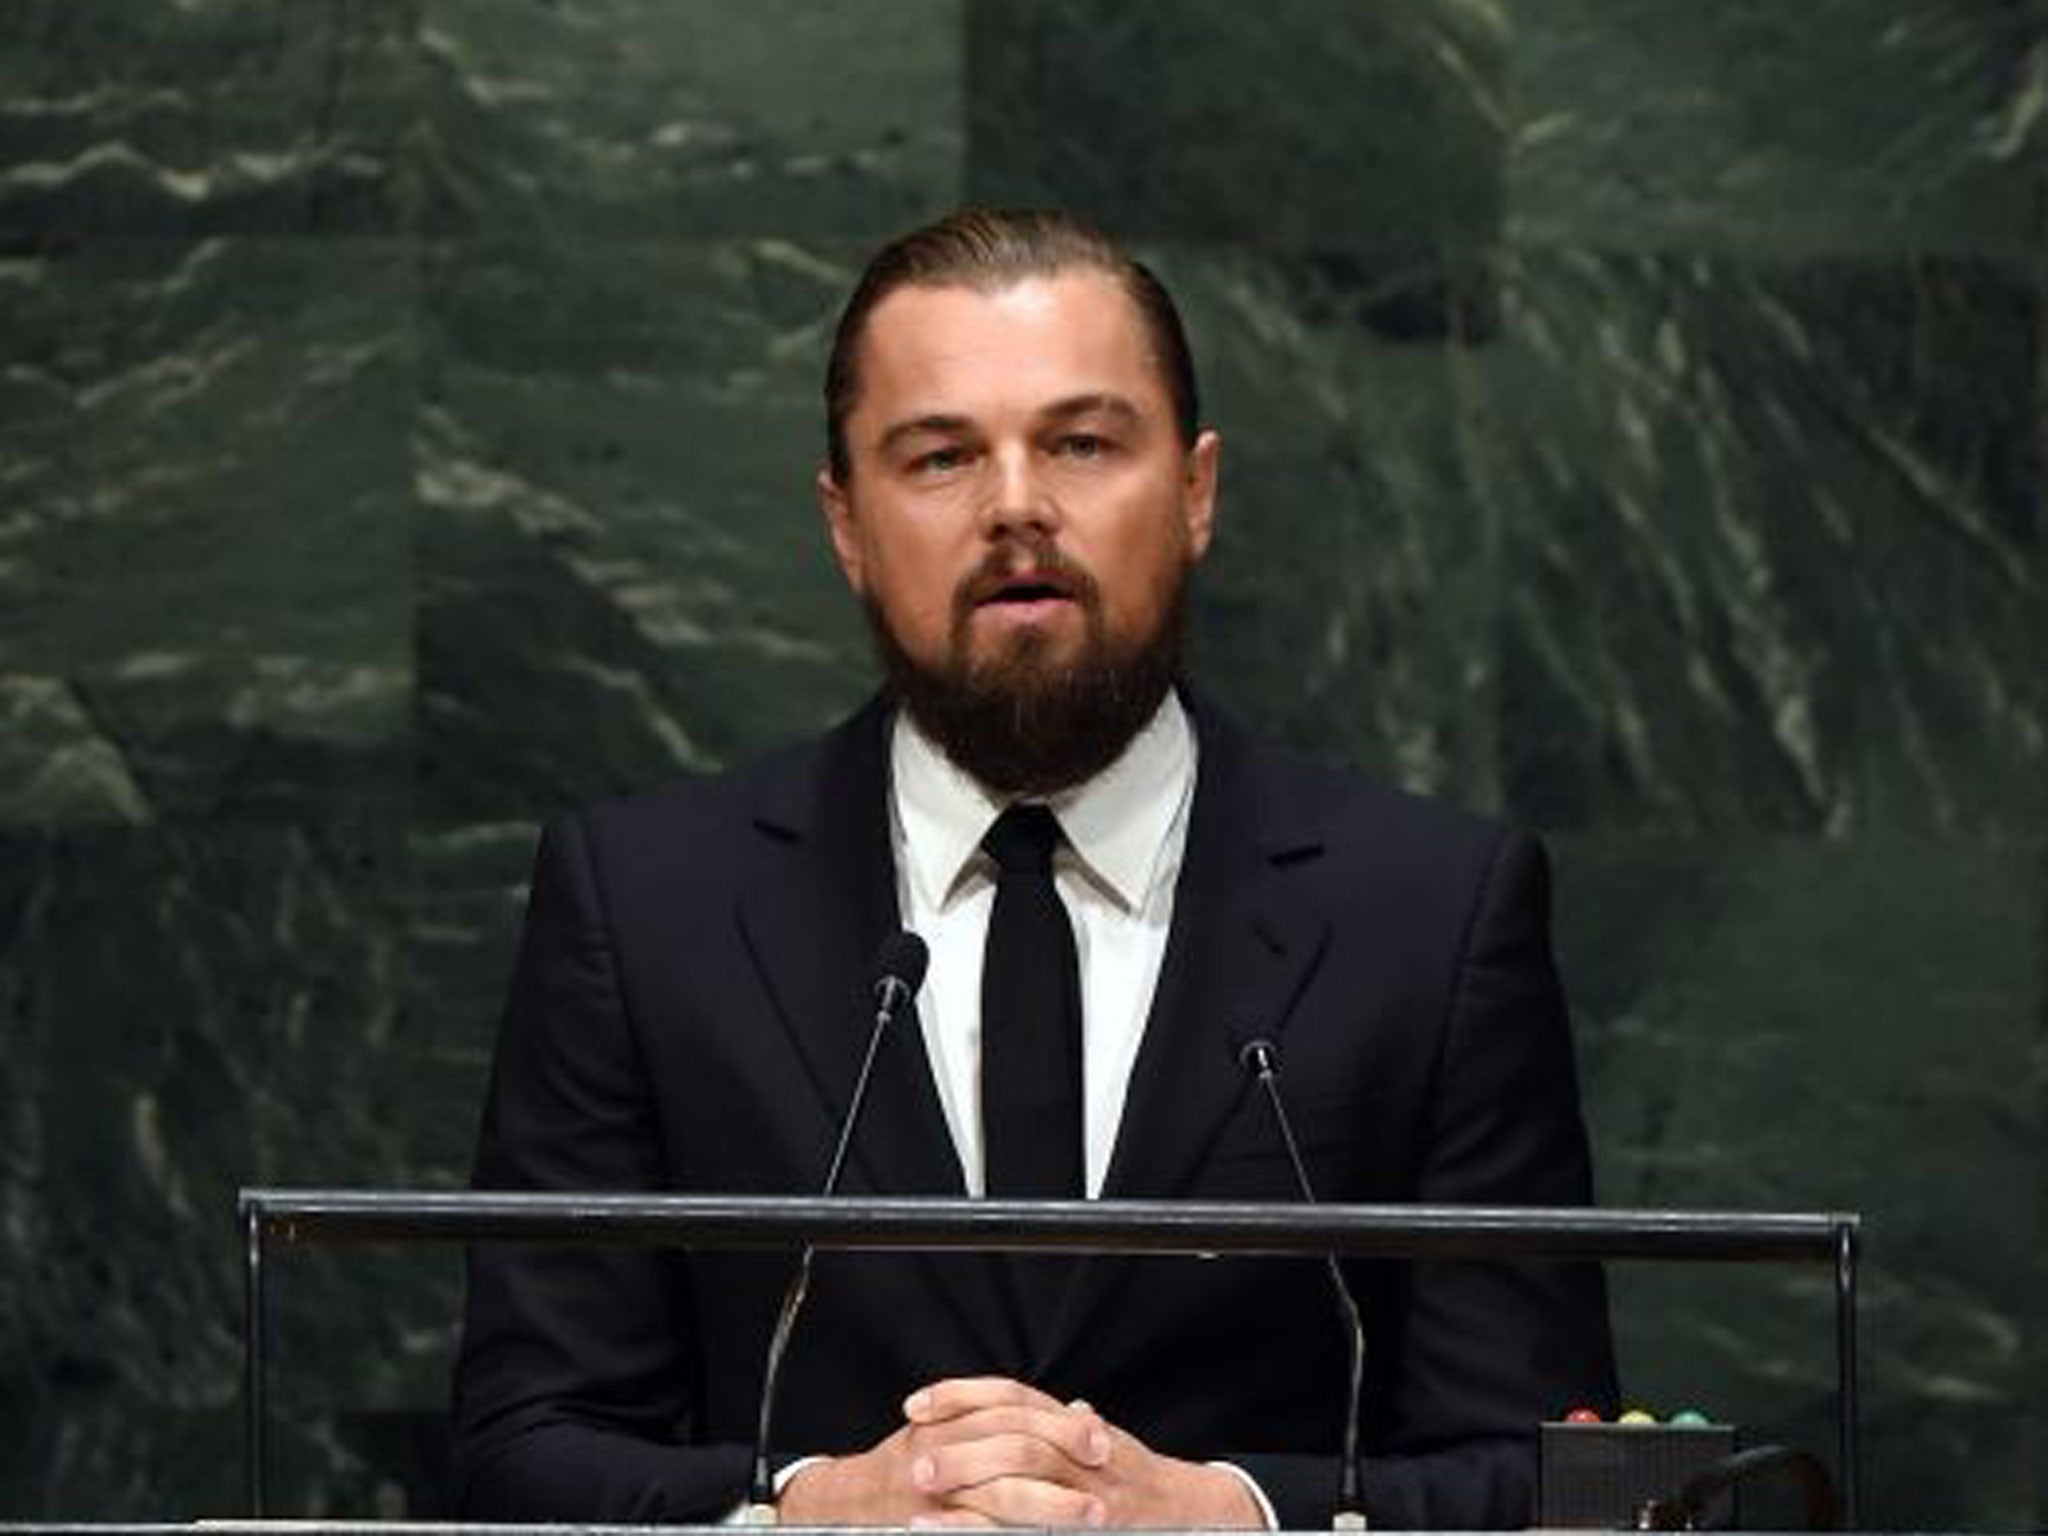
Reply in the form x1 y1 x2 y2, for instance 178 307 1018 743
914 1403 1112 1469
1069 1401 1134 1467
907 1510 999 1529
1068 1404 1114 1466
904 1375 1065 1423
943 1474 1106 1529
915 1428 1099 1497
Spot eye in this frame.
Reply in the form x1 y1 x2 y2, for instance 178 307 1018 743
1052 432 1111 460
909 444 972 475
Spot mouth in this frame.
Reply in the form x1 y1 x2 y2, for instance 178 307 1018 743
970 569 1081 611
984 578 1073 606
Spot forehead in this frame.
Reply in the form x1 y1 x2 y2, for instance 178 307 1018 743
852 271 1168 423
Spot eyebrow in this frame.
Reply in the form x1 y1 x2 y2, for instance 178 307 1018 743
1039 392 1144 429
872 394 1147 459
874 413 974 459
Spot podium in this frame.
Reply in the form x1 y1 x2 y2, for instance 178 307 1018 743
3 1527 1881 1536
233 1191 1862 1528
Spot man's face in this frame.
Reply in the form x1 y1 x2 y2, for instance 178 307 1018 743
819 270 1220 791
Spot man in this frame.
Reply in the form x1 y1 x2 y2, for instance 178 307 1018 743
452 209 1617 1529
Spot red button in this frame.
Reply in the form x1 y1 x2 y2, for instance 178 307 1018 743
1565 1408 1602 1423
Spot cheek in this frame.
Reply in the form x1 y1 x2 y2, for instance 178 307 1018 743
1098 522 1191 620
866 546 961 641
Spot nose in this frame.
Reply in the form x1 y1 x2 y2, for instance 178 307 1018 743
979 441 1059 539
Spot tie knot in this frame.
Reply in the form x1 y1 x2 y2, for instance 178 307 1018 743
982 804 1062 875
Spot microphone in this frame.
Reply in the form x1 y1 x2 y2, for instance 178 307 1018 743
1637 1444 1840 1532
1238 1037 1370 1530
743 931 930 1522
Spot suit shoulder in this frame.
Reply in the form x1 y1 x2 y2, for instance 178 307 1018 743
1189 690 1524 867
1237 733 1522 866
1337 773 1518 860
540 724 845 881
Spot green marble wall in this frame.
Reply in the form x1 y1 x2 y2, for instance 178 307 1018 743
1 0 2041 1525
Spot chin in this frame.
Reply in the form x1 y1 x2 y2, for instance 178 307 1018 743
863 580 1186 798
971 628 1072 673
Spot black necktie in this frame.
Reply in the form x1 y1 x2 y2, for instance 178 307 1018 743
980 804 1085 1200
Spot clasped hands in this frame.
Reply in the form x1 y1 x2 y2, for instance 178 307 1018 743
777 1376 1265 1528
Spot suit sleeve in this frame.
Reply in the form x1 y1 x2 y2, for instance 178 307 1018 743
1236 828 1620 1529
449 811 751 1521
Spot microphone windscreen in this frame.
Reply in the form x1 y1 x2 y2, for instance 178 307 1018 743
871 930 930 997
1236 1035 1281 1076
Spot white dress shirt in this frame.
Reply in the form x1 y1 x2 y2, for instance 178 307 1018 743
889 694 1196 1196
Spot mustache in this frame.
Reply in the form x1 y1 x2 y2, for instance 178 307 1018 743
951 534 1101 617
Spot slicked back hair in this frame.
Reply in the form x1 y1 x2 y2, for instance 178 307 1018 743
823 208 1200 482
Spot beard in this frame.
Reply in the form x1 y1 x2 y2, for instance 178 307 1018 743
867 537 1189 799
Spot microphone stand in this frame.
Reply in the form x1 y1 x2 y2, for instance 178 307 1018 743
1242 1039 1369 1530
742 945 925 1523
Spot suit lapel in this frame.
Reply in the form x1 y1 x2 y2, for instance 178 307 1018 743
736 698 963 1198
1038 698 1330 1373
735 699 1030 1368
1104 700 1330 1199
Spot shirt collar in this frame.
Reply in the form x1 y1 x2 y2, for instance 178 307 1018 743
890 691 1196 914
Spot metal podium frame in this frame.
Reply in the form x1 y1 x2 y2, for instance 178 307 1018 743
237 1192 1862 1526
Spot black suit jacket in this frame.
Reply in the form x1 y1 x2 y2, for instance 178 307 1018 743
451 694 1618 1527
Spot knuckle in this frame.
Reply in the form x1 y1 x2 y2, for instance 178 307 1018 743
981 1474 1049 1521
997 1406 1040 1441
983 1432 1034 1476
1052 1485 1102 1526
1003 1433 1052 1476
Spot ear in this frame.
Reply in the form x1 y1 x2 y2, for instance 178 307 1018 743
817 465 867 594
1181 428 1221 561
